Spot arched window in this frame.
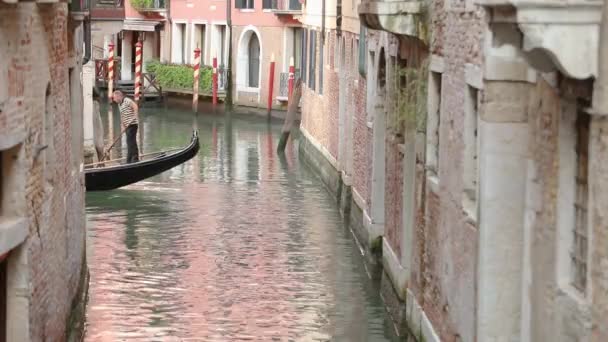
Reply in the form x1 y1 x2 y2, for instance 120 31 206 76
248 34 260 88
377 48 386 92
237 28 262 90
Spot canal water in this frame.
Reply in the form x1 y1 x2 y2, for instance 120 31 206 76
85 105 398 341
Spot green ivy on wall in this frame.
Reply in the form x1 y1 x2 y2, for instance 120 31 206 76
389 61 428 135
146 60 213 93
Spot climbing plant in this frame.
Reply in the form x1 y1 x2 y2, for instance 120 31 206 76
130 0 154 8
388 61 428 136
146 60 213 93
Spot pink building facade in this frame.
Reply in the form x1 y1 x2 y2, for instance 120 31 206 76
230 0 302 107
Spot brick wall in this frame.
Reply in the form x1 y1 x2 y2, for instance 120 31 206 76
0 3 86 340
300 28 370 209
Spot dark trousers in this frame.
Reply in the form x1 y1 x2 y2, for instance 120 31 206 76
126 124 140 163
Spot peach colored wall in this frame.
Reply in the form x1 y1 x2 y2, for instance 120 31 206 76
124 0 144 18
232 2 298 27
170 0 227 22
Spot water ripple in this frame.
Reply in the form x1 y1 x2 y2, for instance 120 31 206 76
85 109 395 341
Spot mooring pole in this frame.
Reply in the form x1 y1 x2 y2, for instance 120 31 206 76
193 47 201 113
134 41 142 103
107 42 114 101
267 53 275 119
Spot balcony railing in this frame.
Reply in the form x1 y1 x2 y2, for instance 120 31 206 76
131 0 166 12
95 58 122 85
270 0 302 14
278 70 301 98
69 0 90 18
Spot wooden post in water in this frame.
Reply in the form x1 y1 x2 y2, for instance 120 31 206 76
193 47 201 113
277 79 302 153
267 53 276 119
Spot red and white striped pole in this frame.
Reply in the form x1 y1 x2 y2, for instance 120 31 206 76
107 42 114 101
288 56 295 100
267 53 275 118
212 55 218 109
134 41 142 103
193 47 201 113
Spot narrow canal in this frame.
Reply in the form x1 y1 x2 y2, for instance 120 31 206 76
84 105 397 341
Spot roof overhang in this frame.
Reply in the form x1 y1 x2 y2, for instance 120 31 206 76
478 0 602 79
358 0 427 42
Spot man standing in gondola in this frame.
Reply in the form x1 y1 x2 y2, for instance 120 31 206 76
113 90 140 163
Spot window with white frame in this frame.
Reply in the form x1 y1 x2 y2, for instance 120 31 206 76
426 71 442 175
463 85 479 219
235 0 254 9
572 111 590 293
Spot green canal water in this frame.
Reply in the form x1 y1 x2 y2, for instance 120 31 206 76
84 105 399 341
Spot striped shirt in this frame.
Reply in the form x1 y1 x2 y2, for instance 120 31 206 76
119 97 138 127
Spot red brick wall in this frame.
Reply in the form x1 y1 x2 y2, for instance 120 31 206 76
300 29 371 209
0 3 86 340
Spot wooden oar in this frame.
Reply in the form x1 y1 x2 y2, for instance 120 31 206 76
100 119 137 162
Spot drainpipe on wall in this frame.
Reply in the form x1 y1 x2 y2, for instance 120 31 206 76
592 1 608 115
225 0 234 112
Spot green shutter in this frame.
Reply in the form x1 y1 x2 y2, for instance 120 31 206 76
358 24 367 77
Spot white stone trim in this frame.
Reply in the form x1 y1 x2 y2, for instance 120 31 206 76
406 289 442 342
236 25 263 103
382 239 408 298
0 217 28 256
485 56 536 83
479 0 601 79
465 63 483 90
429 54 445 73
427 173 440 194
300 126 339 169
352 187 367 211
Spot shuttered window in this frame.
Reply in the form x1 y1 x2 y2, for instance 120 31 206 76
319 34 324 94
358 24 367 77
235 0 254 9
309 30 316 91
301 29 307 84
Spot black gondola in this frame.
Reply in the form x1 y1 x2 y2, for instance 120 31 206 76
85 131 200 191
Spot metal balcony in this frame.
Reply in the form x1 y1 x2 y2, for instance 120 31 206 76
69 0 90 20
132 0 167 14
270 0 302 15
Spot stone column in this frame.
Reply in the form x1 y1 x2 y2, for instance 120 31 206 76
121 31 133 80
476 80 530 341
83 61 95 153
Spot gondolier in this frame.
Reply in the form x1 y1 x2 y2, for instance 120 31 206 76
113 90 140 163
